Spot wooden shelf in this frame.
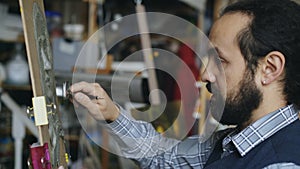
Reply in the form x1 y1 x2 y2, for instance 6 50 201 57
1 83 32 91
0 35 25 44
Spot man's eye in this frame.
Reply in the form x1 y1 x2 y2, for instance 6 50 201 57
218 57 226 62
214 56 225 64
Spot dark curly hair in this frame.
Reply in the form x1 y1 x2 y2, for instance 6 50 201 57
222 0 300 109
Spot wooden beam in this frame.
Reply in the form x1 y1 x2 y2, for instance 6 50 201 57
136 4 161 105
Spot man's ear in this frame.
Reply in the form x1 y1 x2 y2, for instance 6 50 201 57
261 51 285 85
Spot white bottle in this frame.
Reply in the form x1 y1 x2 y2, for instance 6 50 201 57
6 43 29 85
0 63 6 84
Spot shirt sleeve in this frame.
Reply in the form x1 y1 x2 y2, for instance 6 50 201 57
107 108 219 169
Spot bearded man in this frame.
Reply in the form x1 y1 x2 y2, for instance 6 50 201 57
70 0 300 168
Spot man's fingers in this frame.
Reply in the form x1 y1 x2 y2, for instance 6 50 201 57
69 82 116 121
70 81 104 97
73 92 98 111
73 92 106 120
70 81 94 94
72 99 79 108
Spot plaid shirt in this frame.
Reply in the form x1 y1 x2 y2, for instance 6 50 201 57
109 105 300 168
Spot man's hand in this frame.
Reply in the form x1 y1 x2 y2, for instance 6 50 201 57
69 81 120 122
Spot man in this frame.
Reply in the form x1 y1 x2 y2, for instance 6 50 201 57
69 0 300 168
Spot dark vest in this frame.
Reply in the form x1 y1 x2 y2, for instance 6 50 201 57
204 120 300 169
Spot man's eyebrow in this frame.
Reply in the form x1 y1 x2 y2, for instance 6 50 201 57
208 47 223 57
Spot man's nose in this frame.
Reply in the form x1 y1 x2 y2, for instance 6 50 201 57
201 68 216 83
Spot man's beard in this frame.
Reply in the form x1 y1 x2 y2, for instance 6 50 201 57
208 70 263 127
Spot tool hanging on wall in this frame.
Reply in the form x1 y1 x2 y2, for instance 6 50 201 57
135 0 161 105
18 0 68 168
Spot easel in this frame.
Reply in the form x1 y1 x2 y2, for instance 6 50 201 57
135 0 161 105
18 0 67 168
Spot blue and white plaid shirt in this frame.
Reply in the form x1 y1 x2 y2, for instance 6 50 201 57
108 105 300 169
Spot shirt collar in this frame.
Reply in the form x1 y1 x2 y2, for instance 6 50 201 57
222 104 299 157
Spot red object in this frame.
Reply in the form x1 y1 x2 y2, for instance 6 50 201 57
174 44 200 135
30 143 52 169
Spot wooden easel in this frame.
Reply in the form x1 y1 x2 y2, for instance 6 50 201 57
135 1 161 105
18 0 67 168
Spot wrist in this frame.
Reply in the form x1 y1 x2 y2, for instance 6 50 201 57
110 105 120 122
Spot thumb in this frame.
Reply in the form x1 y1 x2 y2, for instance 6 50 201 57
73 92 93 107
73 92 104 120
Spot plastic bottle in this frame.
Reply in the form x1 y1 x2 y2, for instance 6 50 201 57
6 43 29 85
